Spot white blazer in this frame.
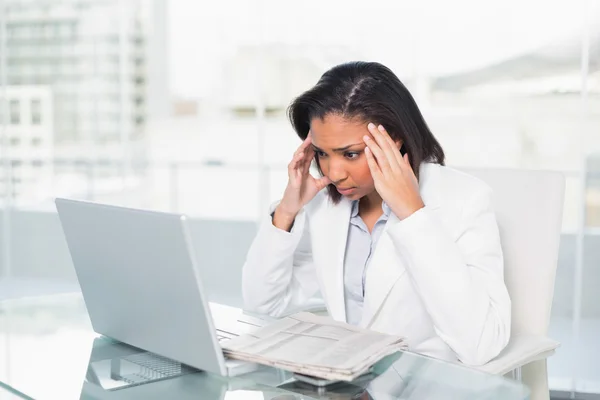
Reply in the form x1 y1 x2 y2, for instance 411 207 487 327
242 162 511 366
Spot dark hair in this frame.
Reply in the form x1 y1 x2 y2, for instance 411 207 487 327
287 61 445 203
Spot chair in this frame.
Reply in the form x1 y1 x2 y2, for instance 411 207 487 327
460 167 566 400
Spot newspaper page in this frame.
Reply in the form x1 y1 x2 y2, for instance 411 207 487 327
221 312 407 381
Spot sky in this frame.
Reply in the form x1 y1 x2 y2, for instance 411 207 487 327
166 0 593 98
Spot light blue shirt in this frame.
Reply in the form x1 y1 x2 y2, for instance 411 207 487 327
343 200 391 325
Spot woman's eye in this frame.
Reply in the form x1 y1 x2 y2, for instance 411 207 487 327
315 151 326 158
345 152 360 159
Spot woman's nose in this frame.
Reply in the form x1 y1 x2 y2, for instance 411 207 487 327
327 161 347 184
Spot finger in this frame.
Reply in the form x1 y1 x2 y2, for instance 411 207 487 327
293 137 311 162
378 124 396 150
314 175 332 190
288 151 304 180
364 146 382 180
378 124 404 166
363 134 390 176
299 133 312 151
288 152 300 172
302 148 315 175
369 123 401 174
294 150 305 164
295 152 307 181
403 153 417 180
302 136 318 165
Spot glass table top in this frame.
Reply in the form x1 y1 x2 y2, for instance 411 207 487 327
0 292 530 400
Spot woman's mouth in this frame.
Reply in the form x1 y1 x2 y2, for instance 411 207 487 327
336 187 356 195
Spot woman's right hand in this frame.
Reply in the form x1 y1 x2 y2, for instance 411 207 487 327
273 133 331 231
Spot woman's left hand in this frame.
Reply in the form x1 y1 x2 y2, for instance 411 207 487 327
363 123 425 220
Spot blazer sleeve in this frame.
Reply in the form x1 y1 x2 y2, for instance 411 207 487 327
242 203 320 317
386 186 511 366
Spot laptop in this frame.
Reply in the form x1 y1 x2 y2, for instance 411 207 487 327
55 198 262 377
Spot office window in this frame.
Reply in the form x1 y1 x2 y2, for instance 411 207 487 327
31 23 43 37
0 1 596 397
9 99 20 125
31 99 42 124
43 23 53 39
10 137 20 146
60 23 74 39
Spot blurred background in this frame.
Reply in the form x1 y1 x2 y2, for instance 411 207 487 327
0 0 599 397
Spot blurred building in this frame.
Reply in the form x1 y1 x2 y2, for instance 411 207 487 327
0 0 169 148
0 85 54 204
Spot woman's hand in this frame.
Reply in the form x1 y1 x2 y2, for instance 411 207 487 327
363 123 424 220
274 133 331 230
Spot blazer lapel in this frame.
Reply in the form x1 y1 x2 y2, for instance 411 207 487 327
360 163 442 328
312 196 352 322
359 215 406 328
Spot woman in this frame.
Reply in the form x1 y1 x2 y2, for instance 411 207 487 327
242 61 511 366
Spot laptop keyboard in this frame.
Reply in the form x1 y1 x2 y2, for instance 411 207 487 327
115 352 197 387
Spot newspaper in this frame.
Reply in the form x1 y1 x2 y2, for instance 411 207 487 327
221 312 407 381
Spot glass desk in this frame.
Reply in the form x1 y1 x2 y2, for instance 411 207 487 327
0 293 530 400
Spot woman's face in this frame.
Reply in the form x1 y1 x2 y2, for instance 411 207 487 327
310 114 395 201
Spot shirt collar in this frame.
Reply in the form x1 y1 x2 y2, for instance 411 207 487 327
350 200 360 218
350 199 392 219
382 201 392 217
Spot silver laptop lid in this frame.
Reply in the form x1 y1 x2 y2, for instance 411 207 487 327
55 198 227 376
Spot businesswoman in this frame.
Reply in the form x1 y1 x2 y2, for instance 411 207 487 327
242 61 511 366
